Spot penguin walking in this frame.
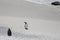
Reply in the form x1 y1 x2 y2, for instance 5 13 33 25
7 28 12 36
24 22 28 30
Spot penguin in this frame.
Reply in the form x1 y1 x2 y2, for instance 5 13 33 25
24 22 28 30
51 1 60 6
7 28 12 36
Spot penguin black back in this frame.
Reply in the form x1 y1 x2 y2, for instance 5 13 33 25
7 28 12 36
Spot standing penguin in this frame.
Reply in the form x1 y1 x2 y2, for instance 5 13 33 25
7 28 12 36
24 22 28 30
